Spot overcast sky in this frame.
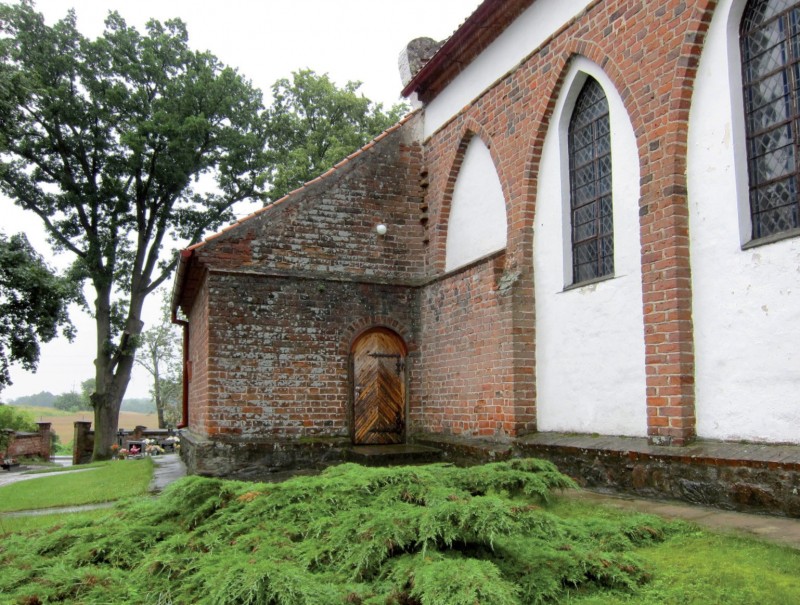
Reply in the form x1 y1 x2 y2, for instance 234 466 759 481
2 0 483 401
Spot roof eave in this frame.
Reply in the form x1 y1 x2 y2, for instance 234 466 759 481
401 0 534 103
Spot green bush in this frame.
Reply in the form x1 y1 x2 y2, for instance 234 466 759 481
0 404 37 432
0 459 688 604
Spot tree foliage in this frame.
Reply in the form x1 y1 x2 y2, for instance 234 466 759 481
0 232 78 389
265 69 407 201
9 390 57 407
0 2 269 458
51 379 93 411
0 403 37 454
52 389 84 412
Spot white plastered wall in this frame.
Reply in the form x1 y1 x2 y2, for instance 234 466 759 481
687 0 800 443
445 137 508 272
534 58 647 436
423 0 593 138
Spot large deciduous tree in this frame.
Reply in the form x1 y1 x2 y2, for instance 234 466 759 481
265 69 407 201
0 232 78 390
0 3 268 459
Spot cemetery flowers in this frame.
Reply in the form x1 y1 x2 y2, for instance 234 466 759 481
144 439 165 455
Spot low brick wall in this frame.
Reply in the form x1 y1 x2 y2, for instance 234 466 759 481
73 422 181 464
1 423 52 461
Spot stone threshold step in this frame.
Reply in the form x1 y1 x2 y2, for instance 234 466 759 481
343 444 443 466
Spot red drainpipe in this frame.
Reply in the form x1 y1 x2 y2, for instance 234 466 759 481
172 308 190 429
172 248 193 429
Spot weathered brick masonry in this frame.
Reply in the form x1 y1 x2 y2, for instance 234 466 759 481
415 252 528 438
203 273 418 439
175 116 428 473
2 422 52 461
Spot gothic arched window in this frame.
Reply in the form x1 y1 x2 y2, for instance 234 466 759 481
569 77 613 283
741 0 800 239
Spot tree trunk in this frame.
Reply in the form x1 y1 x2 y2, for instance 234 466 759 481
153 359 165 429
90 280 144 460
92 391 123 460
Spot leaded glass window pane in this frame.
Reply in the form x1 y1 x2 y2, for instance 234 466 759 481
569 78 613 283
741 0 800 239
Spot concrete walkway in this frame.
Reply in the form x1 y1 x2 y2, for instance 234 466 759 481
0 466 98 489
149 452 188 493
569 489 800 551
2 456 799 551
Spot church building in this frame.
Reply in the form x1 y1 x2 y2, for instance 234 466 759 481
172 0 800 513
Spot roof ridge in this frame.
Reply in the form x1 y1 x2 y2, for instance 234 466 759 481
187 110 419 252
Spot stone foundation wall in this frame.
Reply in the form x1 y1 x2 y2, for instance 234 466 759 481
180 429 350 481
178 428 800 517
516 440 800 518
413 433 800 518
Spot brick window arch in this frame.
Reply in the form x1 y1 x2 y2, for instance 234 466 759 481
568 77 613 283
741 0 800 239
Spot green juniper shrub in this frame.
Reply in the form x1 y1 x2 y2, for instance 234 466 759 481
0 459 688 605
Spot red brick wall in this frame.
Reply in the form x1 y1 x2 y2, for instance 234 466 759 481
186 275 210 434
3 423 52 460
202 272 417 438
418 0 718 444
413 253 522 437
193 117 427 281
182 118 425 440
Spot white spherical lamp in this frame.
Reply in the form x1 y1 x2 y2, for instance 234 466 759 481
376 223 388 236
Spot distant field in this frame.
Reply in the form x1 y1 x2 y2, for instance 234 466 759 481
13 405 159 442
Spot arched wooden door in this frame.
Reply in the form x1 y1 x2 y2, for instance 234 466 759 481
351 328 407 445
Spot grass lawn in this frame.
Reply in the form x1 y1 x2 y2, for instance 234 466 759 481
0 458 153 513
552 499 800 604
0 460 797 604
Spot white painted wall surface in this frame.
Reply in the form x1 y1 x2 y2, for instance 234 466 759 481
423 0 593 139
445 137 508 271
534 58 647 437
688 0 800 444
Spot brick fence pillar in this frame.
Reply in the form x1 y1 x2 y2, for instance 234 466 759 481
73 421 92 465
36 422 52 460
